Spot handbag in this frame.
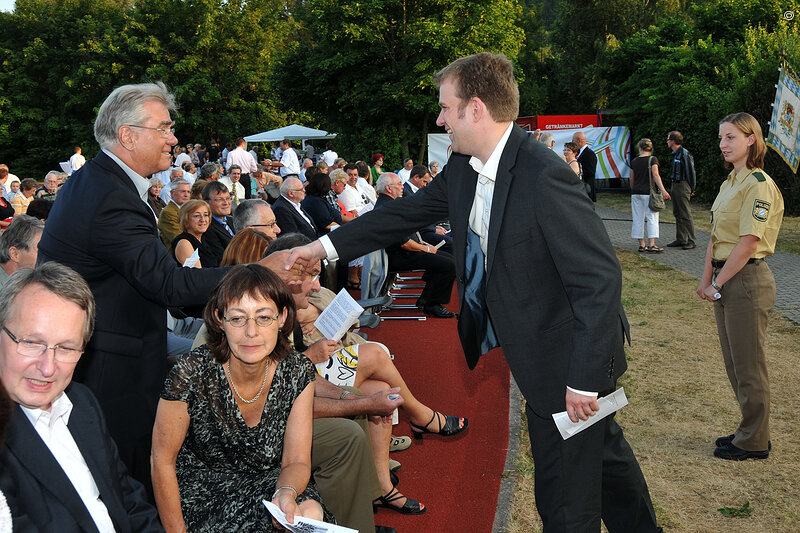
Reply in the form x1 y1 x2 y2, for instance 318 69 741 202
647 156 665 211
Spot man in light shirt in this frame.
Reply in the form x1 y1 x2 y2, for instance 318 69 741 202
219 164 246 207
284 52 662 532
0 262 162 531
226 137 257 199
276 138 301 178
69 146 86 172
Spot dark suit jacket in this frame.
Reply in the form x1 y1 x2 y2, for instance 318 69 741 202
0 383 163 532
327 125 628 416
578 145 598 181
272 195 318 241
200 216 234 268
38 150 227 474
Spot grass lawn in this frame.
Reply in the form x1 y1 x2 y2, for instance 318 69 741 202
596 191 800 256
509 249 800 532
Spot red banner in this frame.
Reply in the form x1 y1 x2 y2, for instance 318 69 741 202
516 115 600 131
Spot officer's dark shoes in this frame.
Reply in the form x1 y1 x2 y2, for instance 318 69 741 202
715 434 771 451
714 442 769 461
376 526 397 533
666 240 685 247
681 242 696 250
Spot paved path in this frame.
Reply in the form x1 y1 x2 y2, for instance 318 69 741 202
597 205 800 325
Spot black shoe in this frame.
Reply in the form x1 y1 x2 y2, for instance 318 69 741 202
715 434 771 450
422 304 455 318
376 527 397 533
666 240 686 247
714 442 769 461
682 242 696 249
410 411 469 439
373 487 427 515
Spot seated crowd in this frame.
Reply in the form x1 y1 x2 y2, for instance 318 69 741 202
0 99 459 532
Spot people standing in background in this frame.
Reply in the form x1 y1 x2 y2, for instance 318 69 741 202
629 138 670 253
666 130 698 249
573 131 597 202
69 146 86 173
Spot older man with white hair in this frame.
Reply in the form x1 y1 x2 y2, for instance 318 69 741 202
272 177 318 241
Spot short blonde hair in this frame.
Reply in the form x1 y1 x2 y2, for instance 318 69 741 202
178 199 210 232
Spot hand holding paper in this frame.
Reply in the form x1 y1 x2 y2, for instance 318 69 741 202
552 388 629 440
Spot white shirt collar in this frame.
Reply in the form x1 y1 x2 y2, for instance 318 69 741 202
20 391 73 429
103 148 150 202
407 181 419 193
468 123 515 182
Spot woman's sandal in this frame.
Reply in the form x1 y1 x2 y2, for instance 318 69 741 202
410 411 468 440
373 487 426 515
646 245 664 253
638 245 647 252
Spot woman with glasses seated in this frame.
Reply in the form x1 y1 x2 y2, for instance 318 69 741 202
151 264 328 531
171 199 211 268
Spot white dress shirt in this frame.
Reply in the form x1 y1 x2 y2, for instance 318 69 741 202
279 148 301 177
69 153 86 171
226 146 257 174
397 168 411 183
20 394 116 532
281 194 315 228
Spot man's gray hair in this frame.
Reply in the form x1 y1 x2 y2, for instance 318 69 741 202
199 162 220 180
232 199 270 233
375 172 399 194
280 177 301 195
0 215 44 264
169 178 190 189
539 132 555 148
329 168 347 185
44 170 62 182
93 81 177 150
0 262 96 346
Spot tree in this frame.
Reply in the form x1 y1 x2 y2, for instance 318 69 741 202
277 0 525 166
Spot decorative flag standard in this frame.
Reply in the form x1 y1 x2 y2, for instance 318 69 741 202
767 64 800 172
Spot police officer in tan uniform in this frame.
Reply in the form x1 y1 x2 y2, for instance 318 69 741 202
697 112 784 460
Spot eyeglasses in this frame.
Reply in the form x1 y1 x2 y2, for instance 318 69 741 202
222 315 280 328
127 124 175 137
2 327 83 363
190 213 210 220
251 220 278 228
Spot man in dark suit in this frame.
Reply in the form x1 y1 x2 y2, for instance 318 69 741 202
574 131 598 202
403 164 453 254
0 262 163 531
199 180 235 267
37 82 299 491
272 176 319 241
287 53 661 532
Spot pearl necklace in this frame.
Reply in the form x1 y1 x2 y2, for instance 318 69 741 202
226 361 269 404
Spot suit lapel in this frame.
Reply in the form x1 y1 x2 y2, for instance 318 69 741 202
68 393 124 532
486 126 524 278
6 404 99 531
95 151 158 233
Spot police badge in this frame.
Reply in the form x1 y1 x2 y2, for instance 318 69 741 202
753 199 770 222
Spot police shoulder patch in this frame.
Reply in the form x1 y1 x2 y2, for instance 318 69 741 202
753 171 766 182
753 199 770 222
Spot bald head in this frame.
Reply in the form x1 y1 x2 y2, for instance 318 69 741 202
572 132 587 148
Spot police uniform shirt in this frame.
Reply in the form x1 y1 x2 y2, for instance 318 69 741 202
710 167 784 260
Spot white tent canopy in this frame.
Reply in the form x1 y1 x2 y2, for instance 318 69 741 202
244 124 337 143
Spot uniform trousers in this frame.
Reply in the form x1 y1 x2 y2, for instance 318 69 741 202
713 261 775 451
311 417 381 532
526 400 661 532
630 195 659 239
670 181 695 245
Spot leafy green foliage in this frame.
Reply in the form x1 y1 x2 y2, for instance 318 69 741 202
718 501 752 517
277 0 525 167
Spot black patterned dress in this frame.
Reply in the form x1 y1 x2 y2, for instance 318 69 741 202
161 346 330 531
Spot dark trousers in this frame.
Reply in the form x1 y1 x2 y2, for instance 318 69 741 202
527 402 661 532
240 173 252 199
671 180 695 245
387 249 455 306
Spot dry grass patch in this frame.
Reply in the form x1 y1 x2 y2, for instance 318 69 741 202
509 250 800 532
596 192 800 255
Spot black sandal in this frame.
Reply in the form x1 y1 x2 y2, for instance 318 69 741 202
646 245 664 253
410 411 468 439
373 487 426 515
638 245 647 252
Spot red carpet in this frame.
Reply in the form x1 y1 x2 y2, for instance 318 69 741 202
360 284 510 533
